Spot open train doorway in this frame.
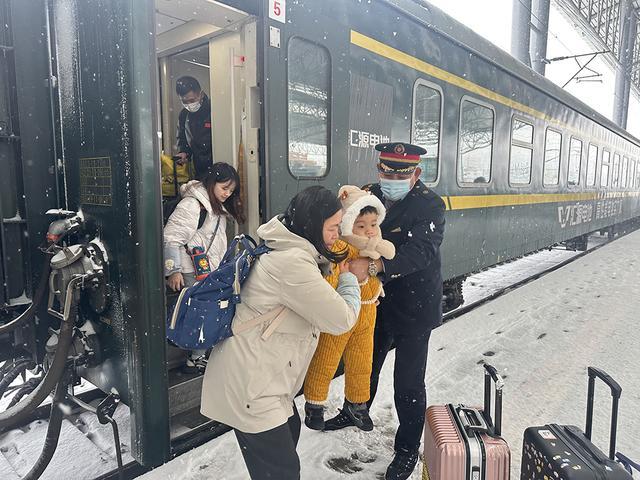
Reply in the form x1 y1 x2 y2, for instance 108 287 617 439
156 0 261 239
154 0 261 442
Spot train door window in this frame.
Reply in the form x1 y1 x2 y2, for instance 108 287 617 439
621 156 629 188
567 137 582 186
412 80 442 184
509 118 533 185
287 37 330 178
600 149 610 187
543 128 561 186
586 144 598 187
458 98 494 185
612 153 620 187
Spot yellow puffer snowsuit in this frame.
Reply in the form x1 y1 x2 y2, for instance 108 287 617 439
304 239 382 404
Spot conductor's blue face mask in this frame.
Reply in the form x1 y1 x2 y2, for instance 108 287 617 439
380 178 412 201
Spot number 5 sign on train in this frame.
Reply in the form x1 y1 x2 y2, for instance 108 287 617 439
269 0 286 23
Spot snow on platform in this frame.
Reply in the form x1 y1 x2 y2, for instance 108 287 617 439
0 396 134 479
140 230 640 480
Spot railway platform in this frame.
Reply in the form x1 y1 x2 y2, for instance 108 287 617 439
138 229 640 479
2 230 639 480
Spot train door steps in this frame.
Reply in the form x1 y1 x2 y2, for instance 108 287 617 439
0 398 134 479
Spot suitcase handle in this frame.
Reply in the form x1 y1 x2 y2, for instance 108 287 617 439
457 406 490 434
585 366 622 460
483 363 504 436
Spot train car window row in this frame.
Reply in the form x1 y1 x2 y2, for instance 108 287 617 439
567 137 582 186
509 118 534 185
586 144 598 187
286 37 331 178
543 128 562 186
412 81 442 185
458 98 494 185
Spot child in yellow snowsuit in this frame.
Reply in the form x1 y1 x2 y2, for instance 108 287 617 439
304 185 395 432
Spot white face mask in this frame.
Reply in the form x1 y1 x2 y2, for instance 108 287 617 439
182 101 202 113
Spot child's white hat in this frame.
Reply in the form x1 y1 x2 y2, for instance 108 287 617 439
338 185 386 236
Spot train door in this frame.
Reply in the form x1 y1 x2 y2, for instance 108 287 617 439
155 0 261 444
261 0 351 216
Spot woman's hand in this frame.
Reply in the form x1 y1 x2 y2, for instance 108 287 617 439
167 272 185 292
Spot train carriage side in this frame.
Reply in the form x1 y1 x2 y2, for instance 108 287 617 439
326 0 640 286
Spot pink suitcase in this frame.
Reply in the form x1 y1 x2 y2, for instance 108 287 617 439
423 364 510 480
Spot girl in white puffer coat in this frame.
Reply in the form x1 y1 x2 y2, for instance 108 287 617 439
163 162 244 371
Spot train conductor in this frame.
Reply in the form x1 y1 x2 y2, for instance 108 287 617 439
348 142 446 480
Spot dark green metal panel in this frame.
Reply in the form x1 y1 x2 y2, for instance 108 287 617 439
51 0 169 466
262 0 351 217
8 0 59 358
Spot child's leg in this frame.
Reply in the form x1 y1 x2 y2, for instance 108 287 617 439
343 305 376 404
304 330 352 404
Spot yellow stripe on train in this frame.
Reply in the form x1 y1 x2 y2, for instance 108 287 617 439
443 191 640 211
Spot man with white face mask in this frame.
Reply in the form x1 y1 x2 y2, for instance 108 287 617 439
348 142 445 480
175 76 213 180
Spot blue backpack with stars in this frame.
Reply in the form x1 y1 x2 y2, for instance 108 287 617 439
166 234 272 350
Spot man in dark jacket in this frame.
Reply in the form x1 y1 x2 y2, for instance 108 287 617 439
175 76 213 179
348 142 446 480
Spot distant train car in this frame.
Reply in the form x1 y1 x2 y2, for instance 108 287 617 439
0 0 638 475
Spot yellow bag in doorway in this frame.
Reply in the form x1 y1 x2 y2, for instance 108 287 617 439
161 153 191 197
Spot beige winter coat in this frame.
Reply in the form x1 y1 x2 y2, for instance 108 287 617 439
200 216 360 433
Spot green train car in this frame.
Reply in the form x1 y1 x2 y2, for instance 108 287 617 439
0 0 639 476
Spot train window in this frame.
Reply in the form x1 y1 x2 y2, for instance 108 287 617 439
543 129 562 186
631 159 637 187
287 37 330 178
586 144 598 187
600 150 610 187
612 153 620 187
412 81 442 184
458 99 494 184
567 138 582 186
509 119 533 185
621 156 629 188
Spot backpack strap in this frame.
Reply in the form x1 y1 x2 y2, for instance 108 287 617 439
197 207 207 229
233 305 287 340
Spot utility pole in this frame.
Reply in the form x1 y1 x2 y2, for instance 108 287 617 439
511 0 533 67
613 0 638 128
530 0 551 75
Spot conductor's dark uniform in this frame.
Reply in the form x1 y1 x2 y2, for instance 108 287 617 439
365 142 446 479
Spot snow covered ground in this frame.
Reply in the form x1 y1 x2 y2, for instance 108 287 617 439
1 231 637 479
138 230 640 480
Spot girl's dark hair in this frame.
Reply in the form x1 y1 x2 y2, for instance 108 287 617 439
281 186 347 264
202 162 245 224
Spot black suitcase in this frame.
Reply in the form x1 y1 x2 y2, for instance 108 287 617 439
521 367 632 480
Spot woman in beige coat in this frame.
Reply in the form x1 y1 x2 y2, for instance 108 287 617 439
201 186 362 480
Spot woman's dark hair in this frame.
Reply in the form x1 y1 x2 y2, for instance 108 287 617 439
202 162 245 224
281 186 347 264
